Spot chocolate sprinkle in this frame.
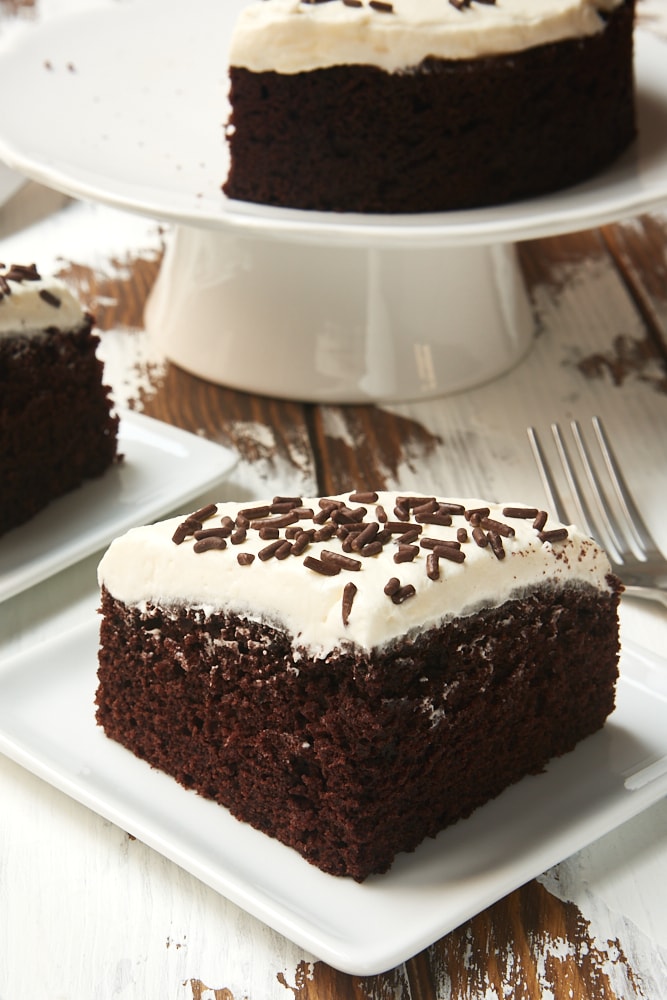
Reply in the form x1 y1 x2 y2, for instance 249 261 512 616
503 506 539 519
193 536 226 553
533 510 549 532
433 545 466 564
349 491 379 503
412 499 439 516
480 517 515 538
258 540 285 561
172 518 203 545
190 504 218 522
350 521 379 550
194 528 229 541
394 544 419 563
39 288 62 308
488 531 506 560
472 527 489 548
291 532 312 556
360 541 384 558
239 504 271 521
420 536 461 551
538 528 569 544
395 528 421 545
259 526 280 539
385 521 422 535
465 507 490 525
321 550 362 571
341 582 358 625
416 512 453 527
304 555 341 576
273 495 303 507
391 584 416 605
4 263 40 283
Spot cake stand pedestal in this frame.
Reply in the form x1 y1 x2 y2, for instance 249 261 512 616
144 226 534 403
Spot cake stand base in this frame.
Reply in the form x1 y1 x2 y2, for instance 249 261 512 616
145 225 535 404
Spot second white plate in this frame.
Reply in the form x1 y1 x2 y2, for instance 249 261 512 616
0 410 237 602
0 626 665 976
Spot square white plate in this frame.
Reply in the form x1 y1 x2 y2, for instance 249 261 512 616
0 625 665 976
0 410 237 602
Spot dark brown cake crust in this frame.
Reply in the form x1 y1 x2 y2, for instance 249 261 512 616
0 318 119 535
96 580 621 880
223 0 635 214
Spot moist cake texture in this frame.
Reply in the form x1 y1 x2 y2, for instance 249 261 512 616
0 262 119 535
223 0 636 213
97 491 622 879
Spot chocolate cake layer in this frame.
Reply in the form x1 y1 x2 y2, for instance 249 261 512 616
223 0 635 213
0 321 119 535
97 579 620 880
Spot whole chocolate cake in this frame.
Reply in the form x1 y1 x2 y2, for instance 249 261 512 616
0 263 119 536
96 491 622 880
223 0 636 213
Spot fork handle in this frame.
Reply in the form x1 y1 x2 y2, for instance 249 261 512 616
623 585 667 610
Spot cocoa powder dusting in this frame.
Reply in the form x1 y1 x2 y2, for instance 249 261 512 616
577 333 667 394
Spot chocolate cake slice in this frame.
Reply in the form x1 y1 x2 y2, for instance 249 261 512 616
0 262 119 535
96 491 621 880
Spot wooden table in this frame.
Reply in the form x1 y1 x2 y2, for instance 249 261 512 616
2 146 667 1000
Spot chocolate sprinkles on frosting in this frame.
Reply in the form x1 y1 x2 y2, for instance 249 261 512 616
171 493 570 626
0 262 50 303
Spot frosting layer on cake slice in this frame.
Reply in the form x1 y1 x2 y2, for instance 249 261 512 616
0 262 87 337
97 491 615 658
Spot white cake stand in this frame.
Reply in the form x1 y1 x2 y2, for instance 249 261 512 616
1 0 666 402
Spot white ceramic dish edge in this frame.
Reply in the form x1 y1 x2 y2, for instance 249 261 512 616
0 411 238 602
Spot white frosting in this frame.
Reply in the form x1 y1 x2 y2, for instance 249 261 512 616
98 492 614 658
0 265 85 337
229 0 625 74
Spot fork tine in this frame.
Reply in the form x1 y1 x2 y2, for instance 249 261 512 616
591 416 659 556
549 422 599 540
529 419 667 601
527 427 569 524
568 419 628 556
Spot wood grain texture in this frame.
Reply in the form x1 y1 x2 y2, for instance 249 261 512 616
426 881 649 1000
602 213 667 358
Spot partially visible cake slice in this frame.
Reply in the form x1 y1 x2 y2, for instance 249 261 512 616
223 0 636 213
96 491 622 880
0 262 119 536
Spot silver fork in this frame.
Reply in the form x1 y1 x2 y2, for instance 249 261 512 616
528 417 667 609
